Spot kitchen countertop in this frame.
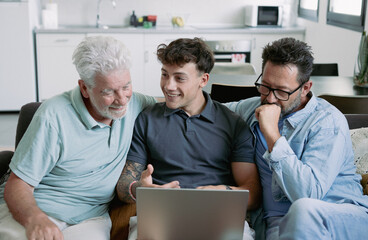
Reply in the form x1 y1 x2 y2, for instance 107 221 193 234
34 25 306 34
310 76 368 96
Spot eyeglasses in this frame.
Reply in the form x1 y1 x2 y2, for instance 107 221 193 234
254 74 306 101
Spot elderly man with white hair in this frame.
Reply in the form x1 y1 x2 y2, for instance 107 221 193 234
0 36 155 240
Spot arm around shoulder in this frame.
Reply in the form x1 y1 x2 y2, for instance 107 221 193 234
132 92 157 109
224 97 260 118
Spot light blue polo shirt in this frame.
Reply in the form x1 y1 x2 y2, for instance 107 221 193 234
4 87 155 224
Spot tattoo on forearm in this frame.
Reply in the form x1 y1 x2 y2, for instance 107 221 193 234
125 160 145 180
117 160 145 203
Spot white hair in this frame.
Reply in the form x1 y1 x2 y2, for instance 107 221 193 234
72 36 132 87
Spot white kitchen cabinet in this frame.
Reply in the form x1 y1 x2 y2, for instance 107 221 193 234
142 33 254 97
143 33 197 97
86 33 145 95
36 34 86 101
0 1 38 111
37 33 145 100
35 28 305 99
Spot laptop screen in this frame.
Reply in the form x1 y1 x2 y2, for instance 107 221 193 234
136 187 249 240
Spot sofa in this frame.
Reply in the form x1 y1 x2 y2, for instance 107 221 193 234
0 103 367 240
0 102 136 240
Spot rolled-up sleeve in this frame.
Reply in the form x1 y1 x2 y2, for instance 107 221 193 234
263 123 349 202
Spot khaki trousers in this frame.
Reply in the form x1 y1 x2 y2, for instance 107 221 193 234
0 203 111 240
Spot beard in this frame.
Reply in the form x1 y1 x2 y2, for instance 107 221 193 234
261 90 302 119
89 96 128 121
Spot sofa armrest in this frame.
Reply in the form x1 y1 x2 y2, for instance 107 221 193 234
109 196 136 240
0 150 13 177
361 174 368 195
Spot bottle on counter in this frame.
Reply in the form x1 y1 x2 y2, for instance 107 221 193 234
130 10 137 27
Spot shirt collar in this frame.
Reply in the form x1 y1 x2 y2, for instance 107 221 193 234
70 86 108 129
163 91 216 123
284 93 317 128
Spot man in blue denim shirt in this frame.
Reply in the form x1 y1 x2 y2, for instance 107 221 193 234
227 37 368 239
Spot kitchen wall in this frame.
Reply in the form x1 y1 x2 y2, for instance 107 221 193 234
40 0 296 27
41 0 363 76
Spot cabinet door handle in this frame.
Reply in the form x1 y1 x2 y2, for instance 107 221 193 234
55 39 69 43
144 50 149 63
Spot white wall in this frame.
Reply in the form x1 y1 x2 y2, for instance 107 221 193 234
43 0 364 77
40 0 295 27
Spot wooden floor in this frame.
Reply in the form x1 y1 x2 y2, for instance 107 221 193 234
0 113 18 151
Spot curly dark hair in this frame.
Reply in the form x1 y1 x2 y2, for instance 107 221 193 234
156 37 214 74
262 37 314 84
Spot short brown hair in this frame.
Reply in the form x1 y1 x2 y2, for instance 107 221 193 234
156 37 214 74
262 37 314 84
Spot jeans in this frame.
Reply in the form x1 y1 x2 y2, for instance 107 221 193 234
265 216 282 240
266 198 368 240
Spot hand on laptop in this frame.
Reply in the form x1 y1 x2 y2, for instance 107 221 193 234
196 185 229 190
140 164 180 189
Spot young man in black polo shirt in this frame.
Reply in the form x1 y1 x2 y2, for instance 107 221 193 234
116 37 261 239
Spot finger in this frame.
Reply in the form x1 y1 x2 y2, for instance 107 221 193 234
161 181 180 188
42 228 56 240
141 165 153 180
56 232 64 240
196 185 217 190
54 230 64 240
268 103 281 112
146 164 154 175
254 109 260 120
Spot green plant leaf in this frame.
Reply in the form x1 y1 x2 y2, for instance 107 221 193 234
357 31 368 81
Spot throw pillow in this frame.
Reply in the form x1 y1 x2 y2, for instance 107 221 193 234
350 127 368 175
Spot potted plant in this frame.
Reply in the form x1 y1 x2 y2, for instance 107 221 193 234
354 31 368 87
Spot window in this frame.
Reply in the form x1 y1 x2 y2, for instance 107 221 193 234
327 0 366 32
298 0 319 22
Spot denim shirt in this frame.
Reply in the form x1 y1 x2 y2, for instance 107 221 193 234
226 95 368 211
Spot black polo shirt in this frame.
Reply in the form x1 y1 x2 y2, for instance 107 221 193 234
127 92 254 188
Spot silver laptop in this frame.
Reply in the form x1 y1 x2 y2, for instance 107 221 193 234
136 187 249 240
